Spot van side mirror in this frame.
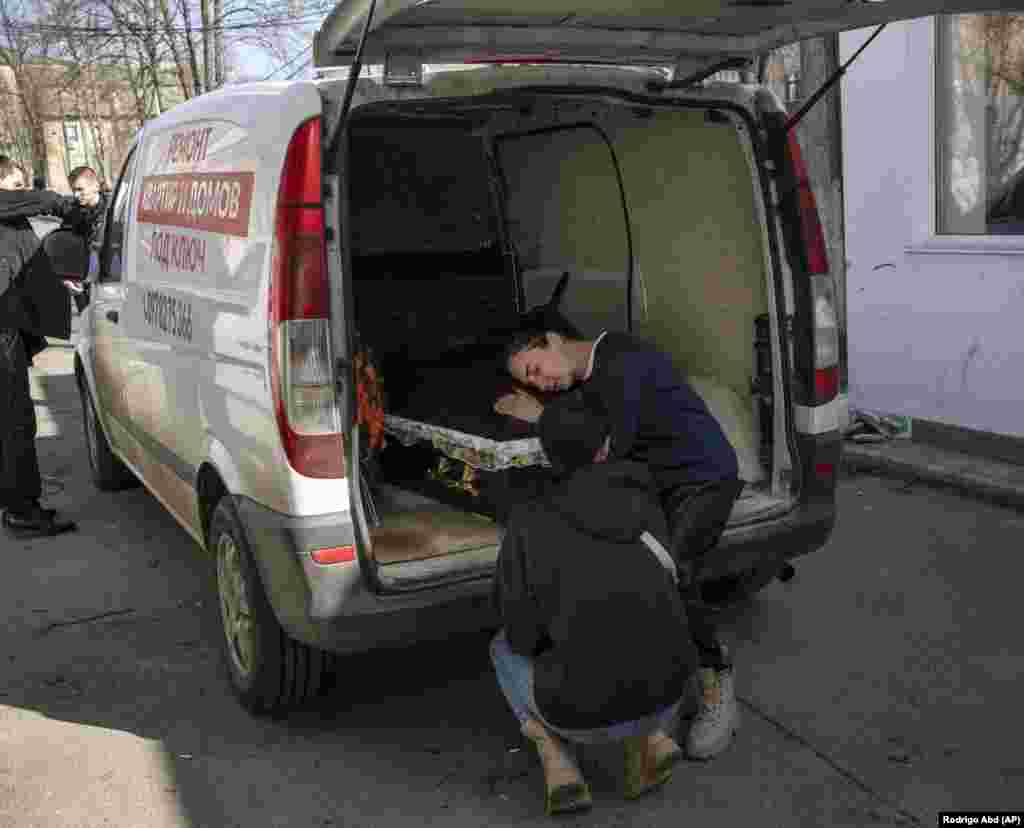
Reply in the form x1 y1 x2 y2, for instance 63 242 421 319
43 229 90 283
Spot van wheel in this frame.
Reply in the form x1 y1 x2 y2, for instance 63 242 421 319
209 498 335 716
78 377 139 491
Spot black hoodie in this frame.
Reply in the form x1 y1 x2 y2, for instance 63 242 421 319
496 461 697 730
0 190 72 342
0 189 73 343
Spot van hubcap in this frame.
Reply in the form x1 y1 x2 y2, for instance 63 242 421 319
217 534 256 679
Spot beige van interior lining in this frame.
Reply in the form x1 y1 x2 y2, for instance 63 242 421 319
496 107 770 482
348 93 783 575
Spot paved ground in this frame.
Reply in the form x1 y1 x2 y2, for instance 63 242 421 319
845 438 1024 512
2 334 1022 828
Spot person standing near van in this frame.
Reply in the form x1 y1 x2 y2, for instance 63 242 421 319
62 166 107 249
495 328 743 760
491 391 694 815
58 166 107 312
0 156 76 537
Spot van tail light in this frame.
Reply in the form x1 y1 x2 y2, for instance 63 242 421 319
785 131 840 406
269 117 344 479
815 462 836 483
812 273 840 405
786 132 829 275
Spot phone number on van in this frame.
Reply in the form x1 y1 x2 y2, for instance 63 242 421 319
143 289 193 343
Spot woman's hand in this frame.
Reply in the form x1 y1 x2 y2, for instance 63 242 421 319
494 389 544 423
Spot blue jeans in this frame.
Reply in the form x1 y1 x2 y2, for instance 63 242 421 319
490 631 682 745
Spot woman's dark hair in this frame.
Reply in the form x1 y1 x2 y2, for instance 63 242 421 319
539 390 610 476
502 329 550 365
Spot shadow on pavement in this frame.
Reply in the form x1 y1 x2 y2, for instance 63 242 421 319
9 349 549 827
12 332 885 828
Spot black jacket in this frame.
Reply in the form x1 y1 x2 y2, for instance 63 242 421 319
57 192 107 251
583 332 739 494
496 461 696 730
0 190 72 345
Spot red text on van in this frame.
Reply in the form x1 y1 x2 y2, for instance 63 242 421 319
164 127 213 166
138 172 254 237
149 230 207 274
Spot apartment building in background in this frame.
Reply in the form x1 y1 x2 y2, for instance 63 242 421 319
0 58 184 192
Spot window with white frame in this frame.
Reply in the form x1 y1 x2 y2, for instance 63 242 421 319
936 14 1024 235
63 118 81 150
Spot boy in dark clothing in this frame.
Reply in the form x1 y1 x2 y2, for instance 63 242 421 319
492 391 695 816
495 329 743 760
61 166 107 312
0 156 76 536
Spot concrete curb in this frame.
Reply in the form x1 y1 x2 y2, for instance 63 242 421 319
842 442 1024 512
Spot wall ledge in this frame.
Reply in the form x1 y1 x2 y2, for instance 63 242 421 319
905 239 1024 256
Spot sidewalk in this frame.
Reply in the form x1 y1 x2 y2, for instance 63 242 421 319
843 437 1024 511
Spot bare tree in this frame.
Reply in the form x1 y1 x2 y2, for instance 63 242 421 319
0 0 61 176
212 0 222 85
955 14 1024 188
155 0 191 100
175 0 202 97
6 0 333 151
1 0 327 190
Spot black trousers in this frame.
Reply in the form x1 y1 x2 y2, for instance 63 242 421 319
0 328 41 513
663 477 745 671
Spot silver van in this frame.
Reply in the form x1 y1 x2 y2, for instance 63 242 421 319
72 0 993 714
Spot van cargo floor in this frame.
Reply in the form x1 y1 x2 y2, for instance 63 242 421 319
364 482 788 565
368 484 501 565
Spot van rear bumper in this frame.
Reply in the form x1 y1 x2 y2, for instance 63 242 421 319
699 496 835 582
698 430 841 582
233 496 497 654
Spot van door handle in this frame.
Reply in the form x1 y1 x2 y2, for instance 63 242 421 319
106 310 119 324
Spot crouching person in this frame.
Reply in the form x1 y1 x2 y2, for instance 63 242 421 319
490 391 697 816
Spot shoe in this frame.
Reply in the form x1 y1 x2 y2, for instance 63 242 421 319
623 730 683 799
2 507 77 537
521 718 593 816
685 666 739 760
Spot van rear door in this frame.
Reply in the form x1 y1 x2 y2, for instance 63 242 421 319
317 0 1024 595
315 0 1019 72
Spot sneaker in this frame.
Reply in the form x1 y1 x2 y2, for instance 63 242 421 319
2 507 76 537
685 666 739 760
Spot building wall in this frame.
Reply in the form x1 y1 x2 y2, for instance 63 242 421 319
841 19 1024 439
1 61 174 192
0 66 34 168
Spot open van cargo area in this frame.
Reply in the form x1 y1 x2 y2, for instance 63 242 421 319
340 78 796 571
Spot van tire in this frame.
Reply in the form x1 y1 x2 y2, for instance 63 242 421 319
209 498 335 716
78 377 139 491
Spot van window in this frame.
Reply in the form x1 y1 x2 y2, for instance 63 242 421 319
349 123 500 256
98 148 138 284
347 120 517 365
496 125 631 335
